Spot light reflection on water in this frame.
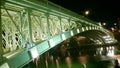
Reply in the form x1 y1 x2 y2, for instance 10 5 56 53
23 45 119 68
24 55 117 68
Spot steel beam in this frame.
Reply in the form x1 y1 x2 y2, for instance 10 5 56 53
0 4 3 64
26 8 33 48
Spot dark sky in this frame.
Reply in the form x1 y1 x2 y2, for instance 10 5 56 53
48 0 120 28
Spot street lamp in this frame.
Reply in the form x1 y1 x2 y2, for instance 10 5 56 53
103 22 106 26
84 10 90 16
84 10 90 18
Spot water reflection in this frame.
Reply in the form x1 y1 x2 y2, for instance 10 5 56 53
23 46 119 68
23 40 120 68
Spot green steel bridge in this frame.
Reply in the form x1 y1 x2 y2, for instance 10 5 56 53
0 0 117 68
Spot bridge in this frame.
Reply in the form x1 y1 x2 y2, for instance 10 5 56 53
0 0 118 68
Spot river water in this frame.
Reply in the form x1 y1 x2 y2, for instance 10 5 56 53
23 44 119 68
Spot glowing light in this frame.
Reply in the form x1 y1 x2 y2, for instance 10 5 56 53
111 27 115 31
106 47 109 50
0 63 9 68
77 29 80 33
103 23 106 25
96 40 102 44
65 57 72 68
62 34 66 40
98 23 102 26
82 27 84 31
107 47 115 56
89 27 91 30
100 47 103 51
114 23 117 25
30 47 39 59
86 27 88 30
70 31 74 36
85 10 89 15
103 36 110 39
49 39 55 47
107 50 114 56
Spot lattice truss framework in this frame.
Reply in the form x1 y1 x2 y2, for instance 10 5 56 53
1 2 78 53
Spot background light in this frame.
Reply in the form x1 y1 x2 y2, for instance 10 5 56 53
85 10 89 15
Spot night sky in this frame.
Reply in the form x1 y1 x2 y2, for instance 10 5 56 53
48 0 120 28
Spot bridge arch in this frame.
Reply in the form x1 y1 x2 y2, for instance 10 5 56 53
76 30 116 45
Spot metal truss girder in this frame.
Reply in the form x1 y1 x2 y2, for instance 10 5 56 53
4 0 98 26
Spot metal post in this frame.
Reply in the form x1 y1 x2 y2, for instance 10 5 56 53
19 12 26 48
39 16 43 33
58 17 62 33
46 0 51 38
46 13 51 38
26 8 33 47
0 4 3 63
68 19 71 30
